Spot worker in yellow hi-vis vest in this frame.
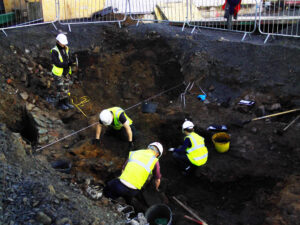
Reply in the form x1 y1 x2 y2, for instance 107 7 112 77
168 120 208 175
50 33 75 110
103 142 163 201
92 107 136 151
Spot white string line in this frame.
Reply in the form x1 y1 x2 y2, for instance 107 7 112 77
125 82 185 111
36 82 185 152
36 122 98 152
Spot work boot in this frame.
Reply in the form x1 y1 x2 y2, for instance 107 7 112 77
182 165 195 176
57 100 69 111
63 98 74 109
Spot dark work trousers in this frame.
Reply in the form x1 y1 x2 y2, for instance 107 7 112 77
173 152 195 170
103 178 139 202
227 0 241 15
106 124 136 142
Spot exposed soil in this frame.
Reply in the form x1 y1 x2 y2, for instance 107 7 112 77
0 21 300 225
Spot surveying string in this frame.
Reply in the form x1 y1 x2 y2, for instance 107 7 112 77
125 82 185 111
36 122 98 152
35 82 185 152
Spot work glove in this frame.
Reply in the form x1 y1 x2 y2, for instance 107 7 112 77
68 61 74 67
168 148 175 152
128 141 134 151
91 138 101 147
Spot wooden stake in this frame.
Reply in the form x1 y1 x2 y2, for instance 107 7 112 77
184 215 203 224
173 196 208 225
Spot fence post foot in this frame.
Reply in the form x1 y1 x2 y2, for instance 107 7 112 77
1 29 7 37
191 27 195 34
241 33 247 41
118 21 122 28
264 34 270 44
182 22 186 32
191 26 200 34
52 22 57 30
68 24 71 32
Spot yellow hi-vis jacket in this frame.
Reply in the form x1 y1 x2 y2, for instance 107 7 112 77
119 150 158 190
185 132 208 166
108 107 133 130
51 46 72 77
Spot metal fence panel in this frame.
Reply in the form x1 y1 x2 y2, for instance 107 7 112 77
188 0 259 37
129 0 189 23
259 0 300 42
0 0 56 35
57 0 128 25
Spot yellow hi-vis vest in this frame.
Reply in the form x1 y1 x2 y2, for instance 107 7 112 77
108 107 133 130
185 132 208 166
120 150 158 190
51 46 72 77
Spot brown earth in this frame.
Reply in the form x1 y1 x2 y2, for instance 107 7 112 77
0 21 300 225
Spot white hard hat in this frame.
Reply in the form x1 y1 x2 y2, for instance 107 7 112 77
148 142 163 158
99 109 113 126
56 33 68 45
182 120 194 131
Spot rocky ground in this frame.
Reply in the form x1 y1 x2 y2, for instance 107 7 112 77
0 20 300 225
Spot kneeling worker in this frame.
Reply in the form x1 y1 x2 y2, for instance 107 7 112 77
93 107 136 150
169 120 208 175
103 142 163 201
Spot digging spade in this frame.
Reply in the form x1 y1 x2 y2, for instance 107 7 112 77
233 108 300 128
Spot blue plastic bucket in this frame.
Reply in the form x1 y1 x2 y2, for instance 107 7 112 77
197 94 206 101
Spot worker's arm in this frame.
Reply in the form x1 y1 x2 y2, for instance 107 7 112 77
95 123 102 140
153 162 162 191
51 49 69 68
123 121 133 142
68 50 76 66
174 138 192 154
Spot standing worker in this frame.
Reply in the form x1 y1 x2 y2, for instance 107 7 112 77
51 33 75 110
223 0 242 20
92 107 136 150
169 120 208 175
103 142 163 201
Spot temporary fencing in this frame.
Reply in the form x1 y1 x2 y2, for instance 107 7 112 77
258 0 300 43
128 0 189 25
0 0 57 36
1 0 300 42
57 0 128 29
188 0 259 41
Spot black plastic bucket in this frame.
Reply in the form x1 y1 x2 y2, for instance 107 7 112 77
51 160 72 174
145 204 172 225
142 102 157 113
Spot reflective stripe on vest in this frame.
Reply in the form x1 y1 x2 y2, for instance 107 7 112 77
128 152 156 173
51 46 71 77
185 132 208 166
194 153 208 161
119 150 158 190
186 134 205 153
109 107 133 130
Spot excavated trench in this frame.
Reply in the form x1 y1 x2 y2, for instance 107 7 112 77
2 24 298 224
39 35 291 225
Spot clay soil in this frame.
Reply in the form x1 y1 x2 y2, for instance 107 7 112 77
1 21 300 225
